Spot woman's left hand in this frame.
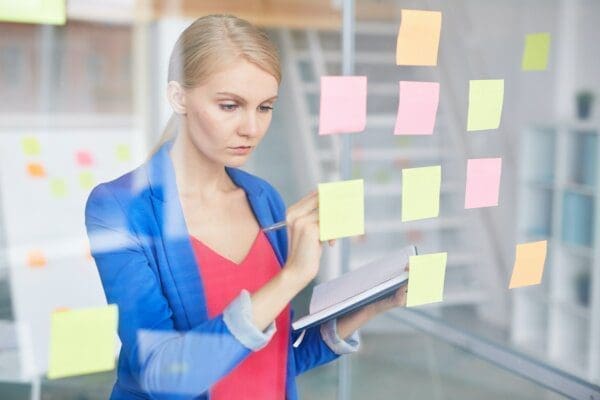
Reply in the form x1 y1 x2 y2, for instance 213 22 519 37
370 263 409 313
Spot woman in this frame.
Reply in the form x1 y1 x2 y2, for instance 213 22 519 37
85 14 407 400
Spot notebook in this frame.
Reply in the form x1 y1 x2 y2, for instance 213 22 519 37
292 245 417 332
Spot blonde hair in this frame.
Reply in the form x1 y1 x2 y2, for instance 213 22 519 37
153 14 281 153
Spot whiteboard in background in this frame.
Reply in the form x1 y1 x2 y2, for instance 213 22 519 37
0 128 139 378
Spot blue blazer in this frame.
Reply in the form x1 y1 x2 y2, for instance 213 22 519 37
85 141 340 399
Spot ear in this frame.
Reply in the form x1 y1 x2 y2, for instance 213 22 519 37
167 81 187 115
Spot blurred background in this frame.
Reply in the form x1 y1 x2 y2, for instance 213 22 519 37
0 0 599 399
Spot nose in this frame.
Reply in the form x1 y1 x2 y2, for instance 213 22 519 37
239 111 259 137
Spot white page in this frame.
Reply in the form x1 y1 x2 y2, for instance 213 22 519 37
309 246 415 314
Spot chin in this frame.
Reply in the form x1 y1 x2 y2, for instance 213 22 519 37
224 156 249 168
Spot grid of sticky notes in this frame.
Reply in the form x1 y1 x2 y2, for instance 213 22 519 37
47 305 118 379
316 9 552 297
0 0 66 25
318 179 365 241
20 135 132 197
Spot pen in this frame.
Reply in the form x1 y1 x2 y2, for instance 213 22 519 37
262 220 287 232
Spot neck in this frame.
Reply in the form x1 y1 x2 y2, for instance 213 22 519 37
169 130 236 200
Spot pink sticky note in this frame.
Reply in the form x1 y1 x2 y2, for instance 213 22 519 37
76 151 94 167
464 158 502 209
319 76 367 135
394 81 440 135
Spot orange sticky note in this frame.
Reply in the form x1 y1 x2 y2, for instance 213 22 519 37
396 9 442 66
509 240 547 288
27 163 46 178
27 250 47 268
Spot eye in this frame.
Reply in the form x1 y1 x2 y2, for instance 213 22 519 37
219 103 238 111
259 105 274 113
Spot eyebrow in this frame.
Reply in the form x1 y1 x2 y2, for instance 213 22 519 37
216 92 278 103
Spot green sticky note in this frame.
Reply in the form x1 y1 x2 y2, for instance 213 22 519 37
522 33 550 71
50 178 68 198
467 79 504 131
79 171 95 189
402 166 441 222
406 252 447 307
318 179 365 241
116 144 131 162
47 305 118 379
21 136 41 156
0 0 66 25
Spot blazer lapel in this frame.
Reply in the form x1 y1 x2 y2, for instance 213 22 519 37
145 142 207 329
226 168 286 267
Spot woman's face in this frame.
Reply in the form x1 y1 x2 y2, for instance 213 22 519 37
182 59 279 168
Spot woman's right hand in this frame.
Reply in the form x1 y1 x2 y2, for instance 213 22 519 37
283 191 323 289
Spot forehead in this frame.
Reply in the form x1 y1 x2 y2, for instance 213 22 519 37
201 59 278 100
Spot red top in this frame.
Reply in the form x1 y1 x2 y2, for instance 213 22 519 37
190 230 289 400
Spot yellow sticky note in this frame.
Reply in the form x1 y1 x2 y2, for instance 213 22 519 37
47 305 118 379
318 179 364 241
402 166 441 222
79 171 95 189
0 0 66 25
522 33 551 71
467 79 505 131
50 178 68 198
509 240 547 288
116 144 131 162
396 9 442 66
21 136 41 156
407 252 447 307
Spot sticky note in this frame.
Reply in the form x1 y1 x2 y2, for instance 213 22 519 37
27 163 46 178
522 33 550 71
47 305 118 379
509 240 547 288
50 178 68 198
76 150 94 167
394 81 440 135
116 144 131 162
402 166 441 222
319 76 367 135
0 0 66 25
318 179 365 241
467 79 504 131
79 171 95 189
27 250 46 268
396 9 442 66
464 158 502 209
21 136 41 156
407 252 447 307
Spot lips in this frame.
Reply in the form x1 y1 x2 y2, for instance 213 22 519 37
228 146 253 155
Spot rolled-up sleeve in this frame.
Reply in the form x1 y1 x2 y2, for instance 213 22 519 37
223 289 276 351
320 319 360 355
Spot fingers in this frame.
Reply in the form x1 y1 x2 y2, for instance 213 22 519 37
287 191 318 224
